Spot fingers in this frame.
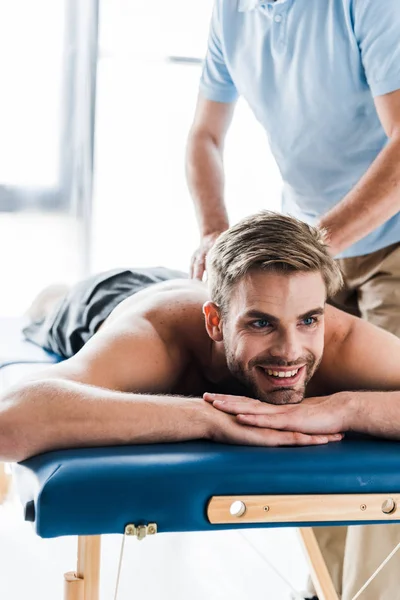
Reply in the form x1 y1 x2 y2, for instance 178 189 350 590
214 399 263 416
204 393 275 415
190 233 222 280
272 431 343 446
244 417 344 443
190 252 206 281
189 256 195 279
237 412 288 428
203 393 220 403
203 393 257 404
190 252 200 279
237 412 344 439
205 395 344 442
243 428 343 447
193 260 206 281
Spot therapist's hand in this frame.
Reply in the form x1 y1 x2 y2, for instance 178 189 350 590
190 231 224 280
315 222 341 258
204 392 350 436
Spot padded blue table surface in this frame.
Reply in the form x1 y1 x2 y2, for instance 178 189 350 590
3 317 400 539
15 437 400 538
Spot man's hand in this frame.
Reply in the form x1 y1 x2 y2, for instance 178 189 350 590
204 392 352 437
190 231 225 280
204 394 344 446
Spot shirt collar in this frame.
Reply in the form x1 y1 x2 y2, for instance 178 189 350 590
238 0 259 10
238 0 287 11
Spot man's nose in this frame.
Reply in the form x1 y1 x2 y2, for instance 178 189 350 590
269 329 301 363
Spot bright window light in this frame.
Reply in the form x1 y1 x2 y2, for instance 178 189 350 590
0 1 64 188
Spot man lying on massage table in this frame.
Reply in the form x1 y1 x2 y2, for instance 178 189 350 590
2 210 400 464
4 209 400 600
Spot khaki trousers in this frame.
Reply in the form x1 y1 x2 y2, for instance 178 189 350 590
307 241 400 600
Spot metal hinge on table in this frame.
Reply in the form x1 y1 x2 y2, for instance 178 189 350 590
124 523 157 540
114 523 159 598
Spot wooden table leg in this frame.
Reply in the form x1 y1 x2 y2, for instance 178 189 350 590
64 536 101 600
0 462 11 504
298 528 339 600
64 571 84 600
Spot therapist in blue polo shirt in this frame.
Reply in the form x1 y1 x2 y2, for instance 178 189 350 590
186 1 400 599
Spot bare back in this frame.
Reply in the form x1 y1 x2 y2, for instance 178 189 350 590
31 279 219 396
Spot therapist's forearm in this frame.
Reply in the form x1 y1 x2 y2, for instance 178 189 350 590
319 134 400 256
186 130 229 236
347 390 400 439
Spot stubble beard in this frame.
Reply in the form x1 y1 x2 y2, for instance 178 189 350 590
225 346 320 405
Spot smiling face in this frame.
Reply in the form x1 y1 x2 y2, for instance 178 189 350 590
221 269 326 405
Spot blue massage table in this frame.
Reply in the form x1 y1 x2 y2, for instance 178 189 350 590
1 318 400 600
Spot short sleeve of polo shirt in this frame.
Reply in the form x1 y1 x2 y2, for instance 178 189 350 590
199 1 238 103
353 0 400 97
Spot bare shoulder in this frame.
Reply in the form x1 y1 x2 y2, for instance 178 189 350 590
323 302 400 353
26 279 210 392
315 303 400 393
323 303 354 348
102 278 209 339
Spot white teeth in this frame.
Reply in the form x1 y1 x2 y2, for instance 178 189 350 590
266 368 299 378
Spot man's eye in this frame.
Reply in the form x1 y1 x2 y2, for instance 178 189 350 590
252 319 271 329
302 316 317 326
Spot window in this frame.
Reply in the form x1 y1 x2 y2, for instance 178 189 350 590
0 1 97 213
92 0 282 273
0 0 99 314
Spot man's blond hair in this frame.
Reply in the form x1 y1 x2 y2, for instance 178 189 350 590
206 211 343 313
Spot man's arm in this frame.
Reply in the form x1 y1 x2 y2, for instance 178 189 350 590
0 314 200 461
186 95 235 279
186 0 238 279
318 89 400 256
0 310 338 462
319 0 400 256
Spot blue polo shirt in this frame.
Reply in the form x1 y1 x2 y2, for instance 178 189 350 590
200 0 400 258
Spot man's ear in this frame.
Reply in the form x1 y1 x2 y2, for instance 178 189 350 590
203 301 223 342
